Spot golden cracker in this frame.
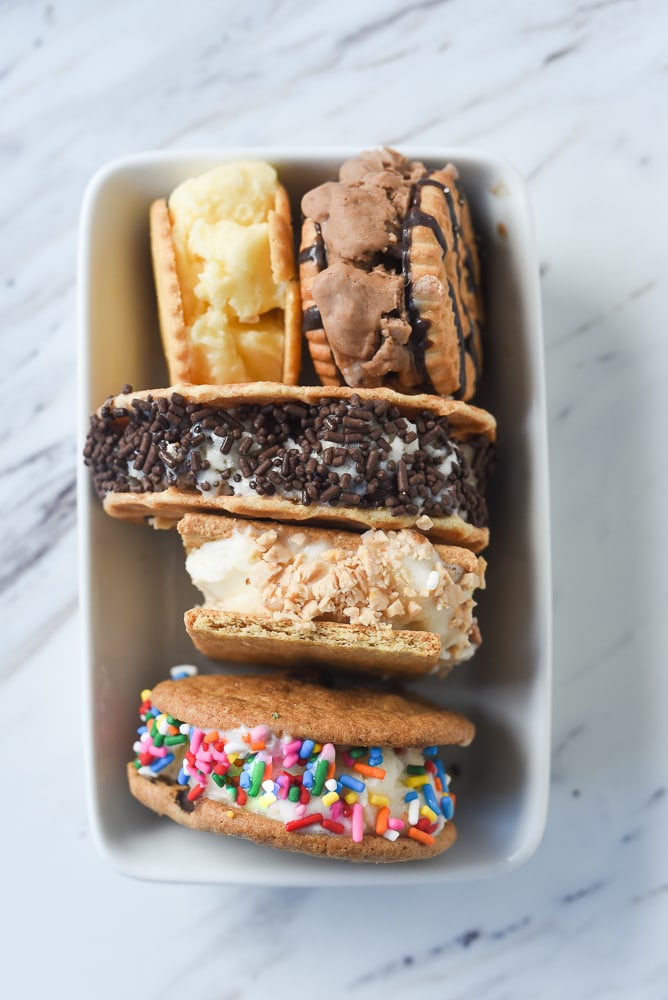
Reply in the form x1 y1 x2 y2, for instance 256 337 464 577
268 182 302 385
100 381 495 435
184 608 446 678
149 198 192 384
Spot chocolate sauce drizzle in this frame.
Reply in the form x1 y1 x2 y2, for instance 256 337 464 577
449 176 478 299
403 177 473 399
298 221 328 271
448 175 482 381
302 305 323 332
300 221 329 347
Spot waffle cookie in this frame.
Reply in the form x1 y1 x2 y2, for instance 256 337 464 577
128 668 474 862
178 514 486 677
299 147 483 400
83 382 495 550
150 161 301 386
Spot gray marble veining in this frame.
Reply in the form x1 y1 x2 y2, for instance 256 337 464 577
2 0 667 996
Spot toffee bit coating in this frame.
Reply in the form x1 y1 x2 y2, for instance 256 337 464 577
83 391 493 527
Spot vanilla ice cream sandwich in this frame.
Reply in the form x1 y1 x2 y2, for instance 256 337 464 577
83 383 495 551
128 668 474 862
300 147 483 400
179 514 486 677
151 161 301 386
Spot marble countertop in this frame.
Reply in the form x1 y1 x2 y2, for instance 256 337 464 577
3 0 667 995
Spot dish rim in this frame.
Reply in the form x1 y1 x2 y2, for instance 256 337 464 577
77 145 552 886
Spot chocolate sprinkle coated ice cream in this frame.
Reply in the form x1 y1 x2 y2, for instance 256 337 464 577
84 389 493 527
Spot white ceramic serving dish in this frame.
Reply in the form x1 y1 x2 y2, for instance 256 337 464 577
77 147 551 885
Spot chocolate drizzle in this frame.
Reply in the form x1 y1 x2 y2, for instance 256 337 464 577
300 221 335 371
401 210 434 393
302 305 323 332
405 177 470 399
298 221 328 271
450 176 478 298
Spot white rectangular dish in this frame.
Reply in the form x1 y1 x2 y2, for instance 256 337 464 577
77 147 551 885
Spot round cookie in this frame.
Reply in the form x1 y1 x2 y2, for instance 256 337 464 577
148 673 475 746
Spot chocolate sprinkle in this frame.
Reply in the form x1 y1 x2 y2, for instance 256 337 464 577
83 392 493 527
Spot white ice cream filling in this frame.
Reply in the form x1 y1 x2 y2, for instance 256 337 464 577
126 411 480 524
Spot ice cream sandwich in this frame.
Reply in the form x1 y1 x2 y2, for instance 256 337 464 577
300 147 483 400
179 514 486 677
128 668 474 862
83 382 495 551
150 160 301 386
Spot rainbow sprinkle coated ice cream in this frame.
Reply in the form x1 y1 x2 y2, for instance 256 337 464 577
127 667 475 862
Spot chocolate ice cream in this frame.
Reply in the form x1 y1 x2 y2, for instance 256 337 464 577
299 148 484 401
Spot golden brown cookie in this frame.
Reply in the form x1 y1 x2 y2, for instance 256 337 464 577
299 217 341 386
127 765 457 862
149 199 191 383
299 149 483 400
147 672 475 745
150 161 301 387
83 382 495 551
178 514 485 676
408 165 484 400
128 672 474 862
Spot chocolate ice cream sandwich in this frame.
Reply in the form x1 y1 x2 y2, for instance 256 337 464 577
83 383 495 550
128 668 474 862
151 160 301 386
300 147 484 401
179 514 486 677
